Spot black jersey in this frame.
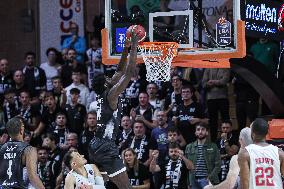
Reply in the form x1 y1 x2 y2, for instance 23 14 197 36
0 140 29 188
94 91 119 141
176 102 205 143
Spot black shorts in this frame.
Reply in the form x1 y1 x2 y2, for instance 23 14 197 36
88 137 125 177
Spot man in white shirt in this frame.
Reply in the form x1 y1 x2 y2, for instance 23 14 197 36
40 48 61 90
238 118 284 189
65 69 89 107
86 36 104 88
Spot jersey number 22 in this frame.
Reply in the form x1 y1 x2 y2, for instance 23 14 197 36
255 167 275 186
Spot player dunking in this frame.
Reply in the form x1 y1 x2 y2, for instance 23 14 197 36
0 116 45 189
238 118 284 189
88 32 138 189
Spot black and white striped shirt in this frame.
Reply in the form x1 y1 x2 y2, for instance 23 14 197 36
195 145 208 177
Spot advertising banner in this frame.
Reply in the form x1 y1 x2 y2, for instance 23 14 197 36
39 0 84 63
242 0 284 40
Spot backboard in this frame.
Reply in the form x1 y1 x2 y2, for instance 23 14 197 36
102 0 246 68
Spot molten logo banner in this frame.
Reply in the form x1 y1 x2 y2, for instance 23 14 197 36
242 0 284 40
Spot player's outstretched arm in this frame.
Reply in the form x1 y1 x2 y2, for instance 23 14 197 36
64 174 75 189
205 155 240 189
110 44 130 86
107 34 138 110
238 148 250 189
25 146 45 189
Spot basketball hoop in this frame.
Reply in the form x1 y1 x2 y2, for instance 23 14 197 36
138 42 178 81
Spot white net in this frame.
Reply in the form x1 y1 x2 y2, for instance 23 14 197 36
138 43 178 81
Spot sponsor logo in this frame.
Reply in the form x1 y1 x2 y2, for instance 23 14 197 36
59 0 82 44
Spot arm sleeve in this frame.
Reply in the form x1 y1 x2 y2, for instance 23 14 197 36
208 144 221 181
94 176 104 185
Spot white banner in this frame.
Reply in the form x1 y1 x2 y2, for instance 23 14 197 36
39 0 84 63
168 0 233 27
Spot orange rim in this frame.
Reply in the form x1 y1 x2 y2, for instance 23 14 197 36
138 42 179 59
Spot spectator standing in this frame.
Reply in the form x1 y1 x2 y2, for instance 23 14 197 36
250 38 279 74
35 92 65 138
42 133 64 180
185 123 221 188
65 70 89 107
150 142 193 189
3 88 19 123
51 76 67 108
232 74 259 130
86 35 104 88
61 48 69 65
53 112 70 150
122 121 154 166
61 48 87 88
40 47 61 90
164 74 183 117
0 58 13 102
12 69 26 98
117 115 133 152
147 82 165 113
150 111 171 165
62 23 86 64
202 68 230 141
22 51 46 101
216 120 239 181
79 111 97 160
130 92 156 135
86 89 97 111
150 110 172 188
18 90 40 131
38 90 47 115
174 85 208 144
167 127 187 149
65 88 87 135
66 133 81 154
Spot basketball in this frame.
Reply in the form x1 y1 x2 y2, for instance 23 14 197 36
126 25 146 42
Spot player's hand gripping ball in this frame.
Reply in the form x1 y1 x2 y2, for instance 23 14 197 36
126 25 146 42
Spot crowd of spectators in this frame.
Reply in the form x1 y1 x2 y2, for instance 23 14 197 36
0 21 281 188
